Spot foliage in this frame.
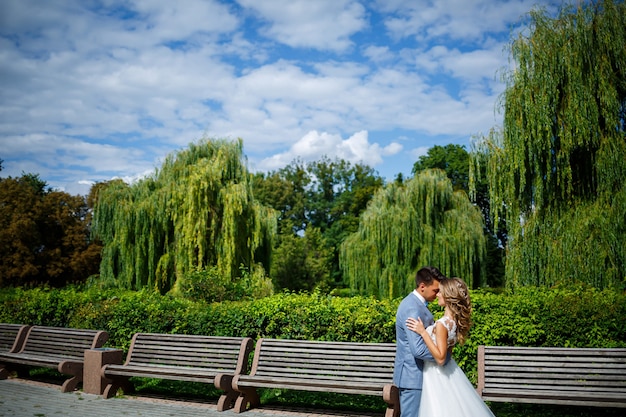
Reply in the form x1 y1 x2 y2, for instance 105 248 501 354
91 138 277 295
1 284 624 379
252 161 309 236
471 0 626 290
0 174 101 287
413 144 506 288
270 228 333 292
175 264 273 303
253 157 384 291
341 169 486 298
412 144 470 191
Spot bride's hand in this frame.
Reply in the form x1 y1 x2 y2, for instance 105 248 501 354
406 317 426 335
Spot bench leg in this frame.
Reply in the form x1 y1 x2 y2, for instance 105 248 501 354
217 390 239 412
58 361 83 392
215 373 238 411
102 382 120 399
383 384 400 417
0 366 8 380
385 405 400 417
61 375 82 393
233 390 260 413
102 377 133 399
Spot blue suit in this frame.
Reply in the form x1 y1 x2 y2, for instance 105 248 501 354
393 291 435 417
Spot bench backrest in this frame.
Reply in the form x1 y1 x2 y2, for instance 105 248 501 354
250 338 396 385
125 333 253 373
477 345 626 407
19 326 108 359
0 324 31 353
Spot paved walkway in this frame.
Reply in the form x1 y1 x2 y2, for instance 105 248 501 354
0 378 377 417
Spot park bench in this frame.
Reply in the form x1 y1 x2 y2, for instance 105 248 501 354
229 338 399 417
101 333 253 411
0 324 30 354
477 345 626 408
0 325 108 392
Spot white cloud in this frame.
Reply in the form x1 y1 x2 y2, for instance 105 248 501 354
256 130 402 172
1 0 565 194
380 0 554 43
363 45 394 63
236 0 367 51
131 0 238 39
409 145 432 160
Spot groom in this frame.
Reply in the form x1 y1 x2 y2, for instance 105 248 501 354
393 266 446 417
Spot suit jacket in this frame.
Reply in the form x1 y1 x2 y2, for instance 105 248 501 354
393 291 435 389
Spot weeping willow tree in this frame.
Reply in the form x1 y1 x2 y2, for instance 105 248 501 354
471 0 626 289
340 169 486 299
92 138 277 293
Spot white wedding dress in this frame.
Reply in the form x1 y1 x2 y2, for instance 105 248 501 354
418 316 495 417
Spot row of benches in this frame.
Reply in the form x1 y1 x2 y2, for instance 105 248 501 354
1 324 399 415
1 323 625 414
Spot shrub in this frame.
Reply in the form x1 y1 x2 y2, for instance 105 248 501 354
1 283 624 383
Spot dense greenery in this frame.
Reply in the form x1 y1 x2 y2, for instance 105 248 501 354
91 138 277 295
0 174 101 287
252 157 384 292
472 0 626 290
413 144 506 287
2 284 623 378
341 169 486 298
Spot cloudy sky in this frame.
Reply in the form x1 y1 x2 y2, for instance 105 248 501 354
0 0 565 195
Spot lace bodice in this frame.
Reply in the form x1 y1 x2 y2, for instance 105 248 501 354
425 315 457 347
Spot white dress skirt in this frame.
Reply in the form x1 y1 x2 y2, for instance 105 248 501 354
418 317 496 417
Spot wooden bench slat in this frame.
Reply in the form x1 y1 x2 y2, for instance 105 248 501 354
258 354 396 364
236 379 383 396
484 376 626 385
483 387 626 400
128 355 234 364
104 364 230 383
486 369 626 378
239 373 392 385
483 346 626 354
254 366 393 378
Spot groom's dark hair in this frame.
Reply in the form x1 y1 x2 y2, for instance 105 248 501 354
415 266 446 288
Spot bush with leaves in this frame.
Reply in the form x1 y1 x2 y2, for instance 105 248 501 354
1 283 624 384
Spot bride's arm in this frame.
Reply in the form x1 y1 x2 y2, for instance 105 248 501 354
406 318 449 365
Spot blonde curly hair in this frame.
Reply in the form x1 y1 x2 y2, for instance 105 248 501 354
440 277 472 345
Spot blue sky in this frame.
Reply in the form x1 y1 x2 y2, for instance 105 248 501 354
0 0 565 195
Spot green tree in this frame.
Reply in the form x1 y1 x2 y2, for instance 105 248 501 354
253 157 383 292
412 144 470 191
252 160 309 235
340 169 486 299
414 144 505 287
471 0 626 289
0 174 101 287
307 158 384 285
92 138 277 294
270 227 333 291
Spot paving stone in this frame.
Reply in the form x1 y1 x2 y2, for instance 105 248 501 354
0 379 374 417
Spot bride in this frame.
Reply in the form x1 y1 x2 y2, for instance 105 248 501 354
406 277 495 417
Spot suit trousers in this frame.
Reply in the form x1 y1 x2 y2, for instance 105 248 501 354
399 387 421 417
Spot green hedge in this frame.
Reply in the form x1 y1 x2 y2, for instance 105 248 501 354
1 283 625 385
